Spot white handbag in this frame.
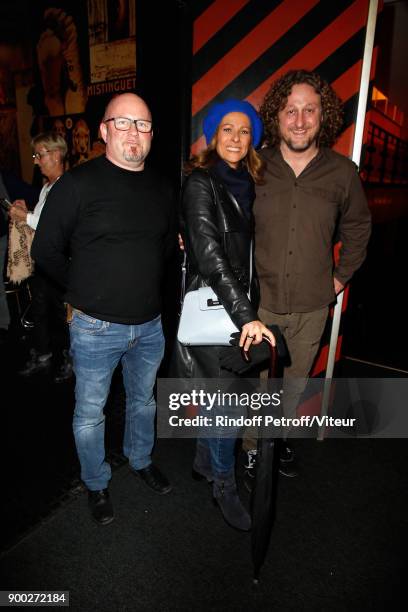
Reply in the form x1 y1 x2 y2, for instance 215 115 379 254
177 285 239 346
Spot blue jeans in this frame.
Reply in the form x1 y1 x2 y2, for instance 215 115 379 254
199 437 237 476
69 311 164 491
198 391 245 476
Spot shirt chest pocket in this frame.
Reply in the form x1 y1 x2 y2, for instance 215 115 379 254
307 186 344 206
304 186 344 220
297 187 344 241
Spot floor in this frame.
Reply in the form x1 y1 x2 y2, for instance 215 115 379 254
0 215 406 610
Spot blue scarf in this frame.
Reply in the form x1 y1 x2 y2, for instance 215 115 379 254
214 158 255 220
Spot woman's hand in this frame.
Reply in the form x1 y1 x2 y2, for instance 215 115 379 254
12 199 28 212
240 320 276 352
9 201 28 223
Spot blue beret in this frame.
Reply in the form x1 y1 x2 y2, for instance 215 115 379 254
203 99 263 148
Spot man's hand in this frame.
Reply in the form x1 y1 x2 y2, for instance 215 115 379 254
334 277 345 295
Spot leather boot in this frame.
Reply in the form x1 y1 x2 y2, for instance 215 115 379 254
213 471 251 531
192 441 213 482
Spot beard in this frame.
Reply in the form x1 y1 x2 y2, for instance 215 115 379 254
282 133 318 152
122 143 147 164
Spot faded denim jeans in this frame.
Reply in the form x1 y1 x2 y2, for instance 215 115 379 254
69 310 164 491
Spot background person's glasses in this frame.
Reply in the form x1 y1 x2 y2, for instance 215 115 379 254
32 151 51 160
104 117 152 132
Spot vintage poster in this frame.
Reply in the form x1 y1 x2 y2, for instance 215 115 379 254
26 1 140 168
87 0 136 93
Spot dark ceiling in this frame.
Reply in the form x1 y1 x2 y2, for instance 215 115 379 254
0 1 32 45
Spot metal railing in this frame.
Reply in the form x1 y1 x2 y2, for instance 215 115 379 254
361 122 408 185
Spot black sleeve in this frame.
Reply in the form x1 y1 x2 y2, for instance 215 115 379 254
182 171 258 329
31 173 81 289
164 184 178 261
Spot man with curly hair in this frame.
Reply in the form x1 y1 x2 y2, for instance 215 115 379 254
243 70 371 481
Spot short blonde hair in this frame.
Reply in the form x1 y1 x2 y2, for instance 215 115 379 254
31 131 68 159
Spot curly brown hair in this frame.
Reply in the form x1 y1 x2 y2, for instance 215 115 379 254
260 69 344 148
185 131 265 184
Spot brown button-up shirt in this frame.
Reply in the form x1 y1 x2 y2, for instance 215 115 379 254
254 146 371 313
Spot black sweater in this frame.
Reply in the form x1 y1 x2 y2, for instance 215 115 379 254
32 155 176 324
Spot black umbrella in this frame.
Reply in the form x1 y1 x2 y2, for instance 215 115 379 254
219 334 283 581
248 338 280 584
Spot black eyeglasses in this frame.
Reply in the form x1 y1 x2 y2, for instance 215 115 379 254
104 117 153 133
32 150 52 160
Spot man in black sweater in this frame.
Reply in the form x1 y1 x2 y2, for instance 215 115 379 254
32 93 176 525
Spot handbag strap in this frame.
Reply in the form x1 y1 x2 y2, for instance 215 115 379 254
179 173 253 305
180 250 187 306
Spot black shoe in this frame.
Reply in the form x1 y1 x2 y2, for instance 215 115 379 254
54 349 73 383
130 464 172 495
54 361 73 383
280 443 295 463
88 489 114 525
279 462 298 478
19 349 52 376
192 468 212 482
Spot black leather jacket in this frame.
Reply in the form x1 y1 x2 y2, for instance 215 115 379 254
181 167 259 330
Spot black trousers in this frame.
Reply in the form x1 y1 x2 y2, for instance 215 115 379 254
29 271 69 363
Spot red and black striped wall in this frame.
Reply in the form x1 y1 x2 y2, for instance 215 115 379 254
189 0 379 378
191 0 375 159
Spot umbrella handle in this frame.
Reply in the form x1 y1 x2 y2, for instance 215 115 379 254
262 335 277 379
240 346 251 364
240 336 278 378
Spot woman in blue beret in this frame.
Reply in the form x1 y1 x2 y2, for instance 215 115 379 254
172 99 275 531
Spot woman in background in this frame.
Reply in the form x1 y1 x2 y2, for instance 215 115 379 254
9 131 72 383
